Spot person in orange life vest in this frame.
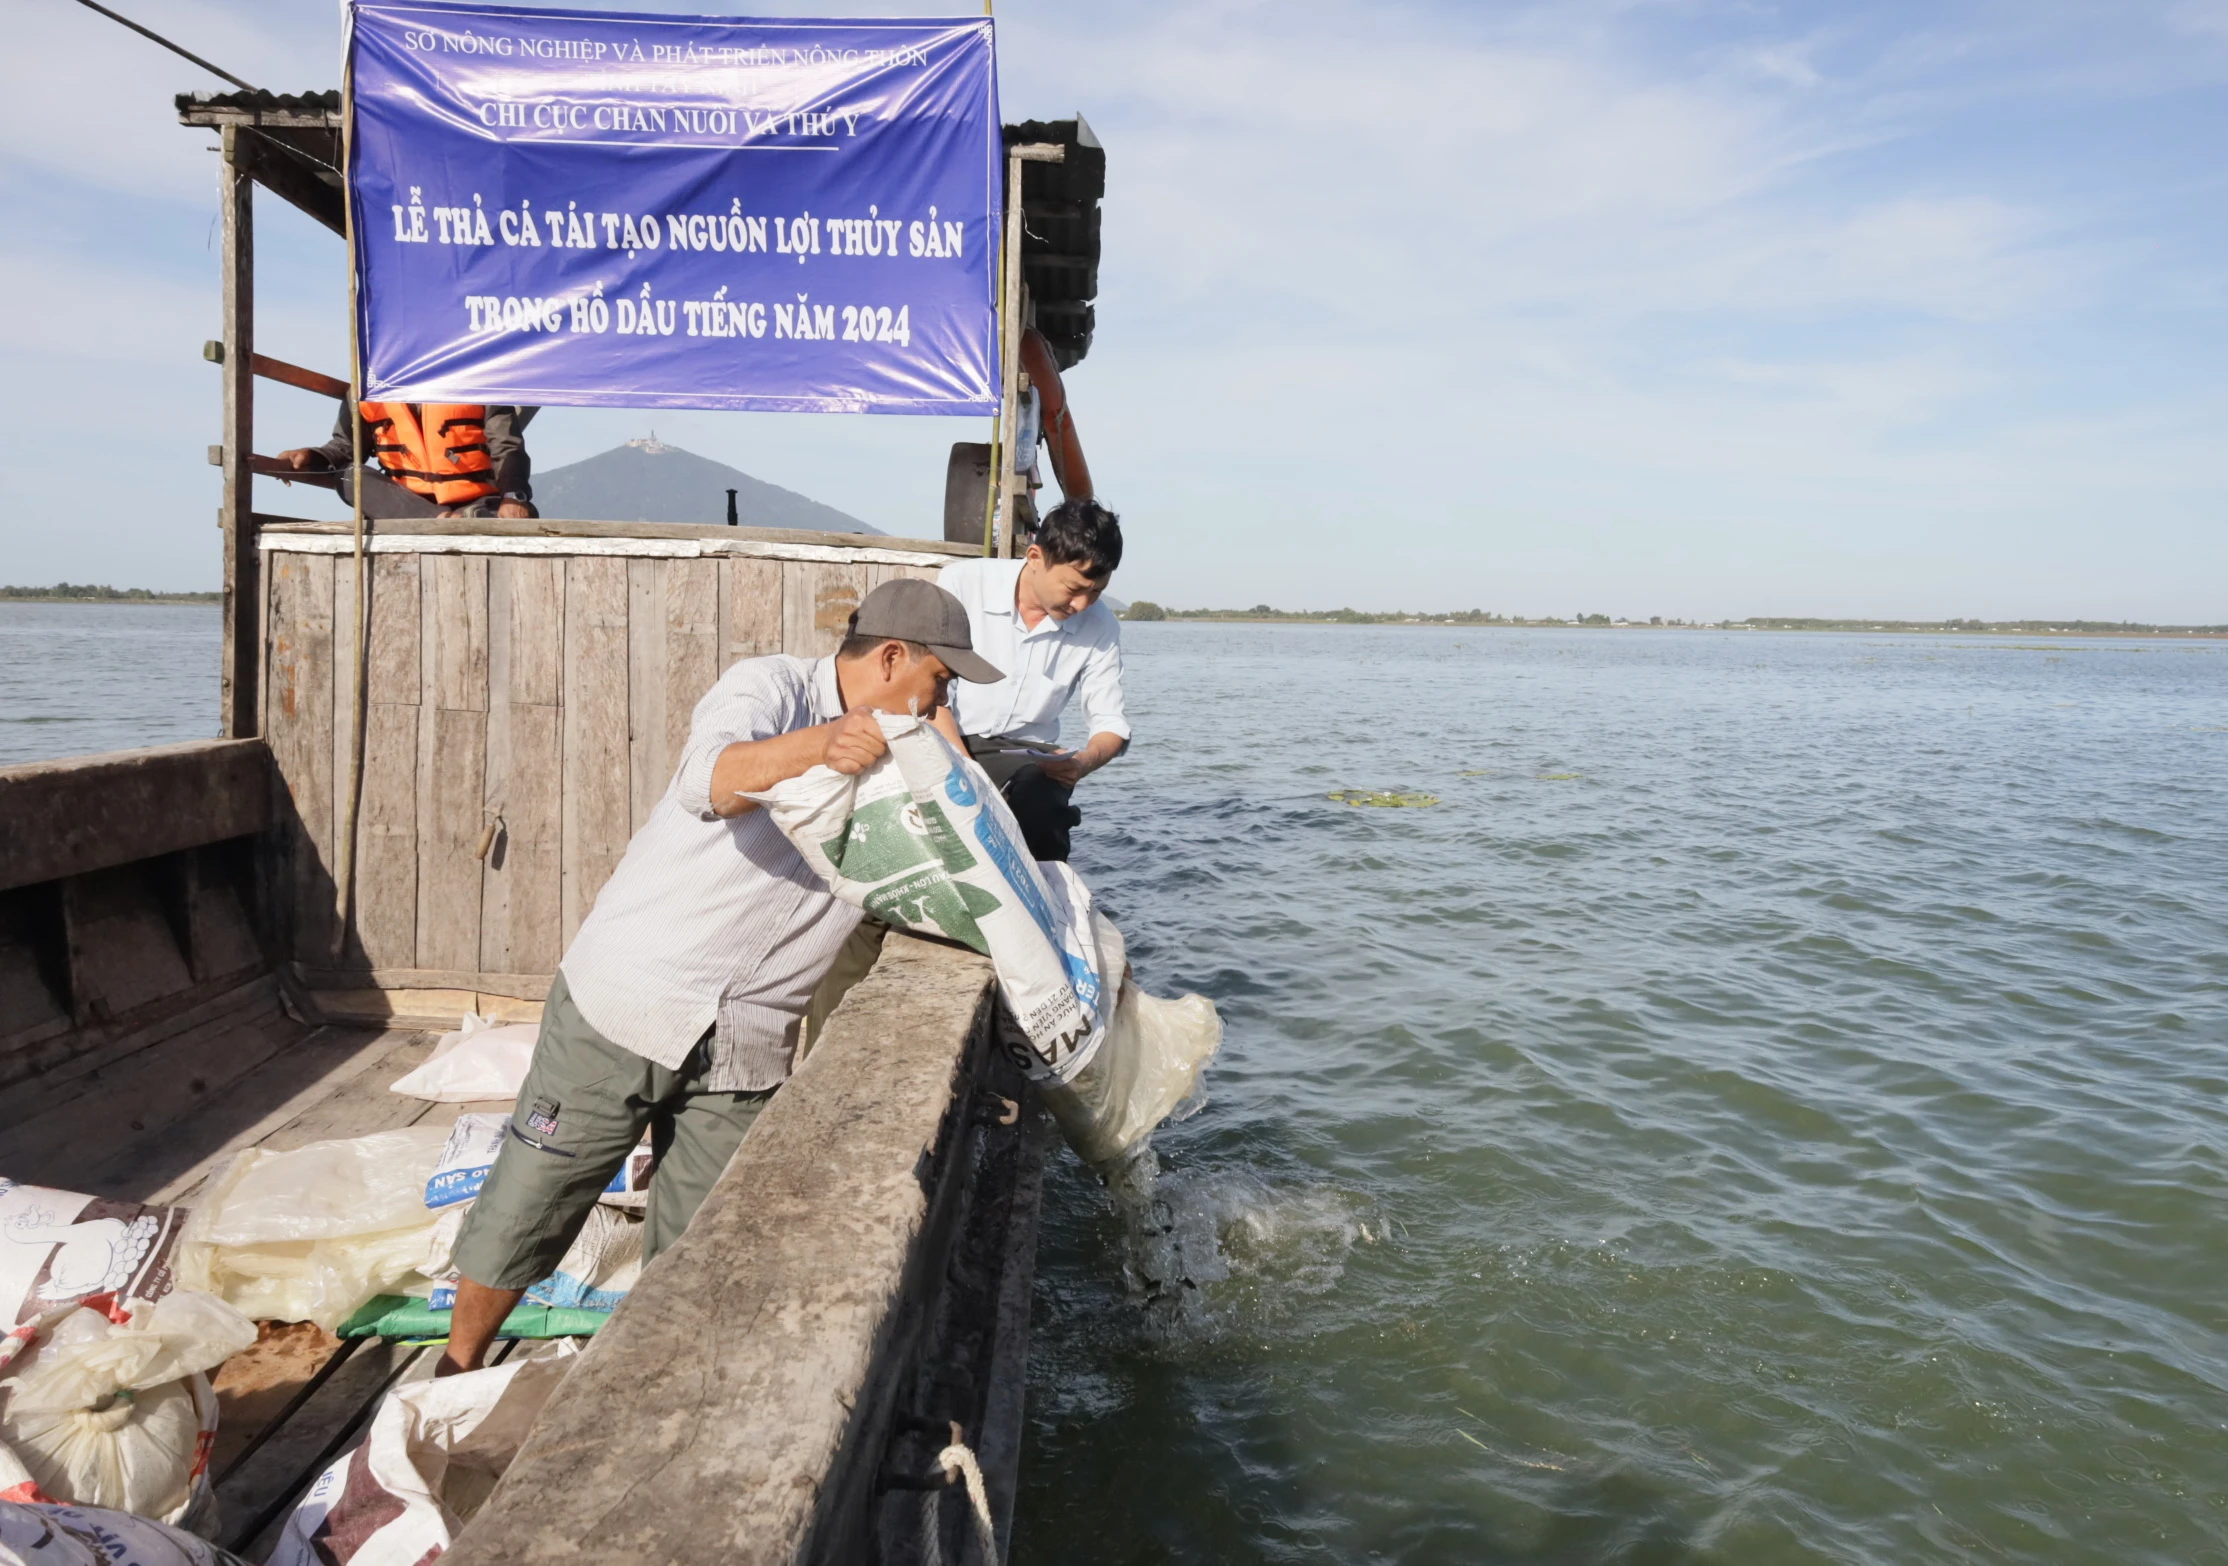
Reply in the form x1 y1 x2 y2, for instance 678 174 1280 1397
277 402 538 520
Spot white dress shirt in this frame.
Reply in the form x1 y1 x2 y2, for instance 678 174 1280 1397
936 558 1130 747
559 654 863 1091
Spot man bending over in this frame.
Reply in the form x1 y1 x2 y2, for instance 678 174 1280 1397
438 579 1002 1374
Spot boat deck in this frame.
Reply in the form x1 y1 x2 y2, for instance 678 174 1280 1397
0 975 557 1559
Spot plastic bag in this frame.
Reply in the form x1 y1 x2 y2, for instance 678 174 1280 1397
387 1015 539 1104
1041 968 1222 1168
266 1344 577 1566
0 1497 255 1566
0 1293 255 1525
1 1181 189 1348
424 1116 654 1212
173 1127 453 1331
748 714 1112 1081
423 1206 642 1313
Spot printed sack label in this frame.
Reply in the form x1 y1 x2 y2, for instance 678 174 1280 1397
0 1180 185 1328
749 715 1112 1081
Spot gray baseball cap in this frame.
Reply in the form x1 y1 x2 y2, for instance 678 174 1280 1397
848 578 1005 684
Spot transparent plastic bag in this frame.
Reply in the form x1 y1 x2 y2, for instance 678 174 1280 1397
173 1126 453 1331
0 1293 254 1524
1041 977 1222 1168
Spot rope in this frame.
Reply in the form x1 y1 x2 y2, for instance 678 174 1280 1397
936 1422 997 1563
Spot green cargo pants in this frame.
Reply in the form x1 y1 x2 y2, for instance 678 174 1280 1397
450 972 773 1291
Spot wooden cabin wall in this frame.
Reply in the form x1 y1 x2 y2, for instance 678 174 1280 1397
262 549 940 998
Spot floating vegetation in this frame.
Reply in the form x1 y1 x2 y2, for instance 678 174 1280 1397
1329 788 1440 808
1538 772 1582 781
1458 768 1494 776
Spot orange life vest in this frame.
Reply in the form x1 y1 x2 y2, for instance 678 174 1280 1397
361 402 498 507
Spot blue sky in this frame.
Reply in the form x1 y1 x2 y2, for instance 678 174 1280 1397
4 0 2223 619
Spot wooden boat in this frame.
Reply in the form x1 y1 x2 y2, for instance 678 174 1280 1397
0 84 1107 1566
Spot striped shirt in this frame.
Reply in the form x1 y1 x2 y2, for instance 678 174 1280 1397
558 654 863 1091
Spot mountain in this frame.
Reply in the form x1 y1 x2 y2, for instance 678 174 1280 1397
531 437 882 535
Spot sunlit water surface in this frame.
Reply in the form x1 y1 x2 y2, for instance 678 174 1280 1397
1015 625 2227 1566
0 603 219 765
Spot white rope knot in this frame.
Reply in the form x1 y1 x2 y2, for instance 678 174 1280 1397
936 1421 997 1561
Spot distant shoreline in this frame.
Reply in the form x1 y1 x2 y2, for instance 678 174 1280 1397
1 588 219 605
1121 609 2227 639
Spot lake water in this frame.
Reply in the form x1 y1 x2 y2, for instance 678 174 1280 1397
0 603 220 765
6 608 2222 1562
1017 624 2227 1565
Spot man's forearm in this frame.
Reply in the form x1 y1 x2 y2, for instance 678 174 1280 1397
1079 731 1126 771
708 723 839 815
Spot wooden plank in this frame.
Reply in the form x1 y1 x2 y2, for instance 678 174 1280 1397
219 130 259 740
418 556 489 972
665 558 719 762
781 560 864 659
479 558 514 976
256 1030 441 1151
496 555 563 973
295 967 550 1000
351 701 418 969
258 514 975 556
0 984 300 1194
508 556 563 707
141 1024 432 1204
627 558 667 833
416 706 487 971
719 556 782 670
217 1340 433 1557
264 552 335 963
430 554 491 712
502 703 563 974
365 553 421 707
313 989 538 1028
561 557 630 945
250 352 348 400
0 741 271 894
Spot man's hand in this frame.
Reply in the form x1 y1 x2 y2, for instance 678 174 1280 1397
1037 731 1125 787
276 448 329 472
822 708 889 775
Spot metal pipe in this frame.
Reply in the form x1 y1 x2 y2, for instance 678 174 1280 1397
69 0 256 91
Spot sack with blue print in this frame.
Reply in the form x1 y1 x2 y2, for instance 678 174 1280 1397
423 1116 655 1211
748 714 1113 1083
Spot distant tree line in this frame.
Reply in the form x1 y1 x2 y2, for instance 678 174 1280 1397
1116 604 2228 635
0 583 220 603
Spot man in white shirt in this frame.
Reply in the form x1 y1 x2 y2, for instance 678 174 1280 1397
437 579 1002 1375
935 499 1129 862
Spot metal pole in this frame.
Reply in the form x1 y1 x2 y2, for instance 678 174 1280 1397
331 43 370 962
68 0 256 90
989 144 1064 559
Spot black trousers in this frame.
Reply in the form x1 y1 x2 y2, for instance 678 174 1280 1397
336 466 507 520
965 737 1081 862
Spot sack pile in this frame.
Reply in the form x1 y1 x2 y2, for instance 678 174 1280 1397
0 1495 255 1566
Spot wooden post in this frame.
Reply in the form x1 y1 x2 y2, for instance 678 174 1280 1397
990 143 1065 559
219 125 258 737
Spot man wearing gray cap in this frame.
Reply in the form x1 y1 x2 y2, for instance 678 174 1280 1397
437 578 1001 1374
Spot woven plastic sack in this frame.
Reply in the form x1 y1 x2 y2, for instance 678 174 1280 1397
0 1294 254 1525
173 1127 453 1331
1040 917 1221 1168
266 1344 577 1566
748 714 1112 1081
387 1016 539 1104
0 1497 255 1566
0 1181 189 1345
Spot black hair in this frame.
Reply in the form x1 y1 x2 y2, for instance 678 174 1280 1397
836 633 930 662
1032 497 1123 579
